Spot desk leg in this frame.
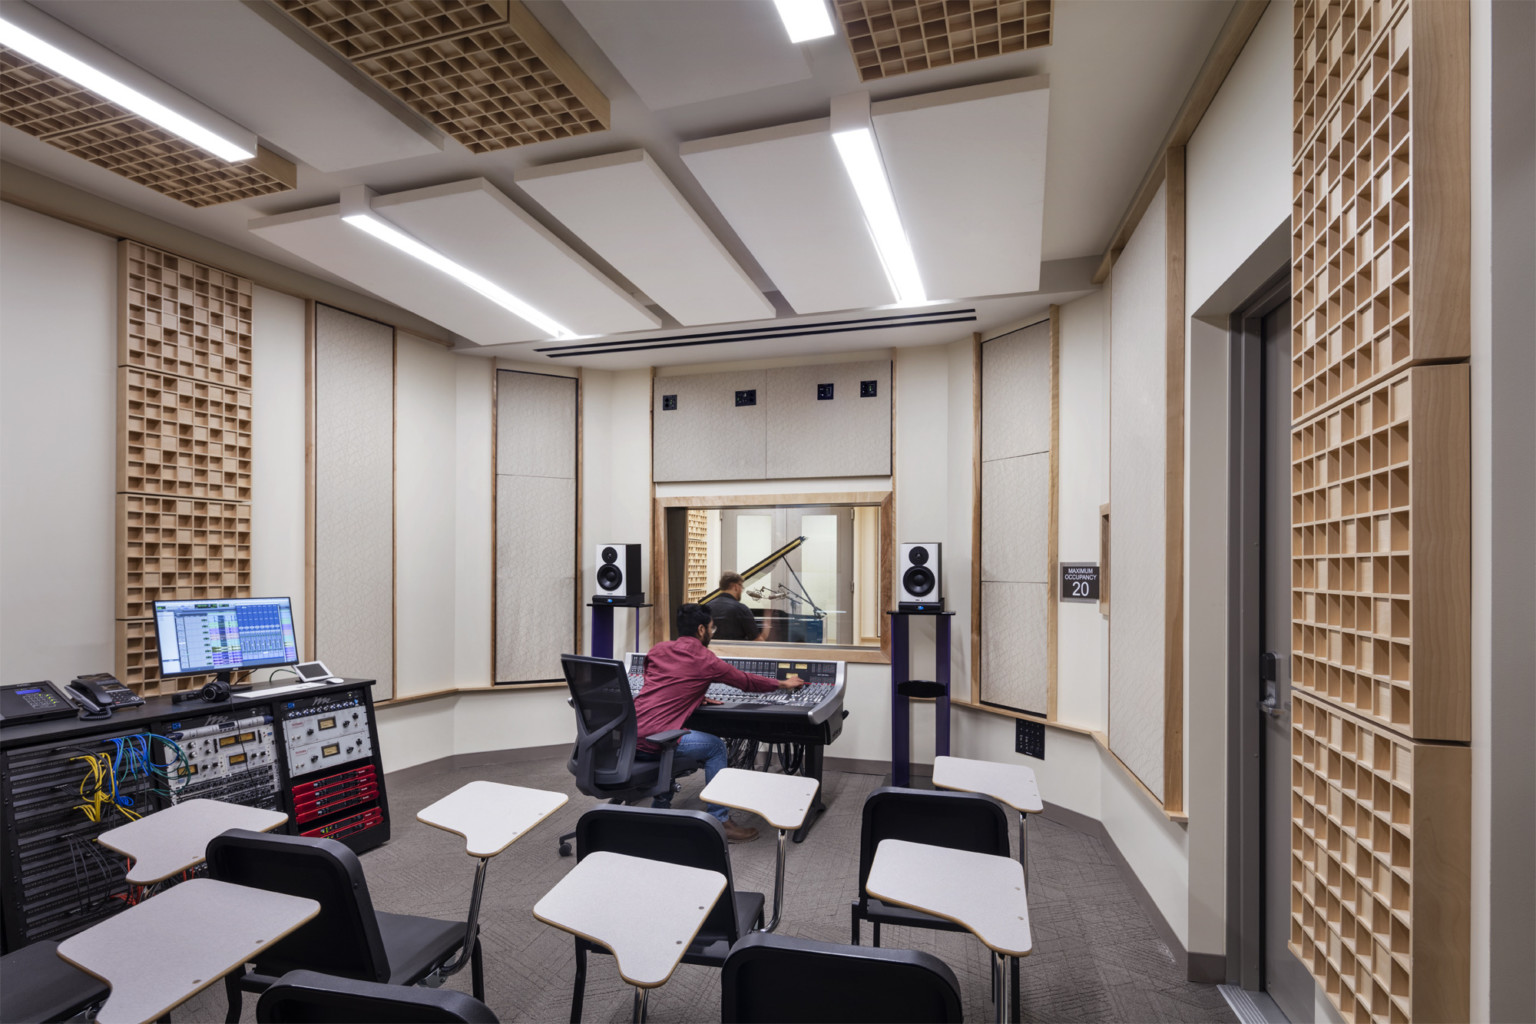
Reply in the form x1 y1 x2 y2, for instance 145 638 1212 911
994 952 1009 1024
792 743 827 843
1018 813 1029 891
763 828 789 932
632 986 649 1023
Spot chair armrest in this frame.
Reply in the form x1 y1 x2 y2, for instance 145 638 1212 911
644 729 688 747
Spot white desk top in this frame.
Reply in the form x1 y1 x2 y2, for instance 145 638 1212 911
533 851 725 988
98 799 288 884
932 756 1044 815
865 839 1032 957
57 878 318 1024
699 768 820 831
416 781 569 858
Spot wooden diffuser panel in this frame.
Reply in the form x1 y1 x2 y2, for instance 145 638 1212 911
119 368 253 501
114 619 167 696
834 0 1052 82
1290 1 1469 420
1289 691 1469 1023
0 50 296 207
121 242 253 387
1289 366 1469 741
116 495 252 621
273 0 608 153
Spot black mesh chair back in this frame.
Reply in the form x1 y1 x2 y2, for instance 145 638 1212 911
562 654 641 791
206 829 389 981
256 970 498 1024
722 932 963 1023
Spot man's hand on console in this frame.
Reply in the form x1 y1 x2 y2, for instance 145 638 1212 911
779 674 806 691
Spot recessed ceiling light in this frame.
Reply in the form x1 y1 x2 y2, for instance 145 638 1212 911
830 93 927 306
0 10 256 162
773 0 835 43
340 186 575 340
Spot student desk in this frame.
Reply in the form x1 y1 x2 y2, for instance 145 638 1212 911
699 767 819 932
931 755 1044 885
98 798 288 885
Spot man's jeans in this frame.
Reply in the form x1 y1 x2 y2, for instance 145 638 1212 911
651 730 731 822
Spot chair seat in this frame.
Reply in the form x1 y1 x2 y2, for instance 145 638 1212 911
376 911 466 985
0 939 110 1024
686 892 766 962
858 897 972 934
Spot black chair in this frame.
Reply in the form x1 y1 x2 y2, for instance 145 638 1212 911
206 829 483 1023
850 787 1017 1016
567 805 764 1023
0 939 110 1024
721 932 963 1023
256 969 497 1023
556 653 701 857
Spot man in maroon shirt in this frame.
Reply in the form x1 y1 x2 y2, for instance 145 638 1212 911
635 603 805 842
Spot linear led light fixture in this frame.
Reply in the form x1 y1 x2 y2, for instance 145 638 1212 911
773 0 835 43
340 186 575 340
830 92 926 306
0 4 256 162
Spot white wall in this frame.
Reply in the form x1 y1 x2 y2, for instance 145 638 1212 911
453 358 493 686
250 286 308 653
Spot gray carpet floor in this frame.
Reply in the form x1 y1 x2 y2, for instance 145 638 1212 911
175 754 1237 1023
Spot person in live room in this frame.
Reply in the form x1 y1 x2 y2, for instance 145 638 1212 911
634 603 804 842
704 571 766 641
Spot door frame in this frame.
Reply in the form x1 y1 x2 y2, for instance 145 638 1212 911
1224 266 1290 988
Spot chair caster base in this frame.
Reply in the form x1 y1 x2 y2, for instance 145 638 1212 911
558 842 573 857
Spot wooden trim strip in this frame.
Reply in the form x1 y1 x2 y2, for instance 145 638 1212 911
970 333 983 705
1047 305 1061 721
1162 148 1187 816
304 300 317 660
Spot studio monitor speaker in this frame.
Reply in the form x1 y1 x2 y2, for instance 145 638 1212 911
594 544 644 604
898 542 944 612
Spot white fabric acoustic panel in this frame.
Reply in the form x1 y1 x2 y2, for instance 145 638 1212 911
979 319 1053 715
314 304 394 699
495 370 576 683
653 370 766 483
763 360 891 478
1107 182 1170 802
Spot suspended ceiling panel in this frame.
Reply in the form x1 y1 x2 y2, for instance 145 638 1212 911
681 120 894 316
566 0 812 111
370 179 660 337
835 0 1053 82
32 0 443 173
250 203 552 344
272 0 609 153
518 150 772 327
873 77 1048 298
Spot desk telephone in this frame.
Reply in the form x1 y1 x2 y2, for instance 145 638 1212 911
68 673 144 716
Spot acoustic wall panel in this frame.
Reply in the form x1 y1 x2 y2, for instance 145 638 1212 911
653 370 766 483
1107 183 1169 802
314 304 394 699
494 370 576 683
763 360 891 478
979 319 1055 715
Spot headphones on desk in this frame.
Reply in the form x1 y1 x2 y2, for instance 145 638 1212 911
171 679 234 705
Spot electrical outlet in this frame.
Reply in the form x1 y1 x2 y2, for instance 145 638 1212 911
735 389 756 407
817 383 834 400
1015 718 1045 760
860 380 878 398
662 394 677 411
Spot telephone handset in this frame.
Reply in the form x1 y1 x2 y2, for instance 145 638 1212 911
68 673 144 717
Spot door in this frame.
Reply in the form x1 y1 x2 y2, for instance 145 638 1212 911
1260 301 1314 1020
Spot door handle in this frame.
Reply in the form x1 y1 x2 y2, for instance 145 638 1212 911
1258 695 1284 719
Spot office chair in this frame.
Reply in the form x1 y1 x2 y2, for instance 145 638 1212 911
567 805 764 1023
206 829 483 1023
849 787 1017 1017
256 969 498 1023
555 653 701 857
721 932 964 1023
0 939 110 1024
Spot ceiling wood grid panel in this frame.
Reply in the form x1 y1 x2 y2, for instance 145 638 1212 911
273 0 609 153
0 49 297 208
834 0 1053 82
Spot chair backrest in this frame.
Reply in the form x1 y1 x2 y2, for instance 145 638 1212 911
256 969 498 1023
721 932 963 1023
561 654 643 793
205 829 391 982
574 805 746 941
857 787 1012 894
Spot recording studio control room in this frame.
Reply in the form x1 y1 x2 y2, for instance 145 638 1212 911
0 1 1530 1023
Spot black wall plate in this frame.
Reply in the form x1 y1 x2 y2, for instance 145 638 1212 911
662 394 677 411
735 389 756 407
860 380 878 397
817 383 834 400
1015 718 1045 760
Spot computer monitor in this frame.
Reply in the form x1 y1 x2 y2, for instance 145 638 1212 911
153 597 299 684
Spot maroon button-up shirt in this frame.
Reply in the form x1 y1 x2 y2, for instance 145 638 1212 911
634 636 779 751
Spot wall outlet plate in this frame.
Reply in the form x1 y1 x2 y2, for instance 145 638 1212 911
735 389 756 407
860 379 878 397
817 383 834 400
1015 718 1045 760
662 394 677 411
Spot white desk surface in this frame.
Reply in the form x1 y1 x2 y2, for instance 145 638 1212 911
866 839 1032 957
932 756 1044 815
416 781 569 858
57 878 318 1024
699 768 820 831
98 799 288 884
533 851 725 988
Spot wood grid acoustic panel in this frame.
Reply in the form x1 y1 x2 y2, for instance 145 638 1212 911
834 0 1052 83
273 0 608 153
0 50 296 207
116 243 254 692
1289 690 1469 1024
1289 365 1468 741
1290 0 1469 420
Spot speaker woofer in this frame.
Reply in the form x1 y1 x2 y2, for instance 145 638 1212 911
902 565 935 597
596 564 624 591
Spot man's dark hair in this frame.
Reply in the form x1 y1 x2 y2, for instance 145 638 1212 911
719 571 745 590
677 603 713 639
